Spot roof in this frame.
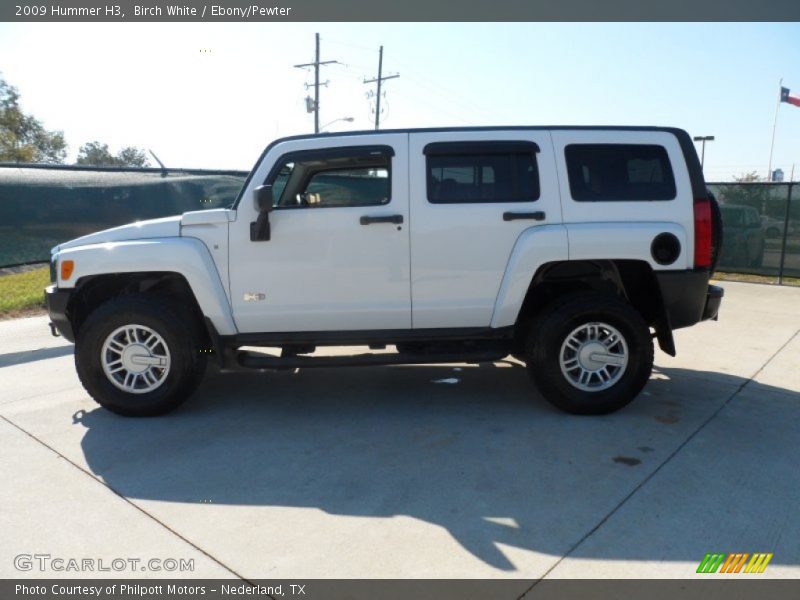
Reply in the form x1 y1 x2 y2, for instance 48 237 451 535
270 125 687 145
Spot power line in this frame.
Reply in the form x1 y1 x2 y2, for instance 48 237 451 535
363 46 399 130
389 57 499 120
294 33 339 134
323 37 376 53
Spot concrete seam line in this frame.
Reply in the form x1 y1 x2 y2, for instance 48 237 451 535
0 387 76 407
0 413 263 588
518 327 800 599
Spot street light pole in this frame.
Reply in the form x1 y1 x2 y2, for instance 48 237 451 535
693 135 715 170
319 117 354 131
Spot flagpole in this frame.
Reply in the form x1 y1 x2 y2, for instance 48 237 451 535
767 78 782 181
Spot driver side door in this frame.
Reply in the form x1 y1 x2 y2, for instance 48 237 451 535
229 134 411 334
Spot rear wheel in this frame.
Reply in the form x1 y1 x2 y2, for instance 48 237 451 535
75 295 207 417
525 292 653 415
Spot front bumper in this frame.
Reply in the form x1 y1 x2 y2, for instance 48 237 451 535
45 285 75 343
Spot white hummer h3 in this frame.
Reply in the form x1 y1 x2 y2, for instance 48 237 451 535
46 126 724 416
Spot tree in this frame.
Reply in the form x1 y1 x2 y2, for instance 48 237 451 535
0 75 67 163
116 146 150 168
717 171 783 218
76 141 150 167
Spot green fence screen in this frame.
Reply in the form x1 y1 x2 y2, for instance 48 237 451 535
0 164 247 267
0 164 798 282
708 182 798 281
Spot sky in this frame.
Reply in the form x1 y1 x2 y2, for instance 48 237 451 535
0 22 798 181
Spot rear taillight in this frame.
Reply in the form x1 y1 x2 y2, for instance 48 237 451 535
694 197 713 269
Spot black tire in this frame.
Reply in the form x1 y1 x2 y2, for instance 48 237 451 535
75 295 207 417
525 292 653 415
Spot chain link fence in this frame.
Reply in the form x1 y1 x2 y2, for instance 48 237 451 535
708 182 798 282
0 164 798 283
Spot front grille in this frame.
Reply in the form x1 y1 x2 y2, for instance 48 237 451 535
49 256 57 283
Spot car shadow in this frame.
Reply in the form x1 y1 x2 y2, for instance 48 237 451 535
73 362 799 571
0 345 73 368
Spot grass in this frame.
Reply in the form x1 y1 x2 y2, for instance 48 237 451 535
713 271 800 286
0 266 50 318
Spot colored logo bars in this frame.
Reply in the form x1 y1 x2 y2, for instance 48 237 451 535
697 552 773 574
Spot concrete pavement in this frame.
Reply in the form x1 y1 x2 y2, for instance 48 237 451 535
0 281 798 585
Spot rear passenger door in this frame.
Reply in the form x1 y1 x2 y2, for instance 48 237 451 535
409 130 561 329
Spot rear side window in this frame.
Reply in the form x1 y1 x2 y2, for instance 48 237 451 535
565 144 676 201
425 141 540 204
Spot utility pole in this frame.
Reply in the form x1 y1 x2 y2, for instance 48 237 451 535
364 46 399 130
294 33 338 134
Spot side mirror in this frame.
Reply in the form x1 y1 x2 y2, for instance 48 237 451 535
250 185 273 242
254 185 274 213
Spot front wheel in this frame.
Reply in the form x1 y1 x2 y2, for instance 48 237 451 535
525 292 653 415
75 295 207 417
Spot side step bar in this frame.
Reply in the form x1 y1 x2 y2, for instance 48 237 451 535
235 349 509 370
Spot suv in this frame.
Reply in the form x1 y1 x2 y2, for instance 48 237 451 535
45 127 723 417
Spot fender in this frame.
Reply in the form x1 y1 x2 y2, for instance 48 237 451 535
490 225 569 328
567 222 690 270
55 237 237 335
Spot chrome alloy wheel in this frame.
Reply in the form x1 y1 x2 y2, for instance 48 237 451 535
558 322 629 392
101 325 171 394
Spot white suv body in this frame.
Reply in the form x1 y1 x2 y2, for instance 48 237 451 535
46 126 723 417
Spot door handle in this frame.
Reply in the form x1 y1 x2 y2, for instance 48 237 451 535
360 214 404 225
503 211 546 222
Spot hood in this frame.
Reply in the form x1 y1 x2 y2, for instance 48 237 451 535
55 215 182 252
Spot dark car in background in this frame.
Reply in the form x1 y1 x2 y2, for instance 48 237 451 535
719 204 765 268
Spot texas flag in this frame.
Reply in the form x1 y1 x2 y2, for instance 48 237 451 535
780 87 800 107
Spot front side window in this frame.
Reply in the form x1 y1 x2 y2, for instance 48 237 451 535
425 141 540 204
565 144 676 201
268 147 392 208
303 167 389 207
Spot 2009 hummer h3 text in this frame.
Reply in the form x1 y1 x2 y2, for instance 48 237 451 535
45 126 724 417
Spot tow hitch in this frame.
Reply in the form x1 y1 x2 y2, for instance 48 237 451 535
48 322 61 337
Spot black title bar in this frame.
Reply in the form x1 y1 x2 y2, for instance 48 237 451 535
3 0 800 22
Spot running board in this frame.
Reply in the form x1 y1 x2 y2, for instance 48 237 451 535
235 349 508 370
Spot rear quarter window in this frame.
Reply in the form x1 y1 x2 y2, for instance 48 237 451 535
565 144 676 201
